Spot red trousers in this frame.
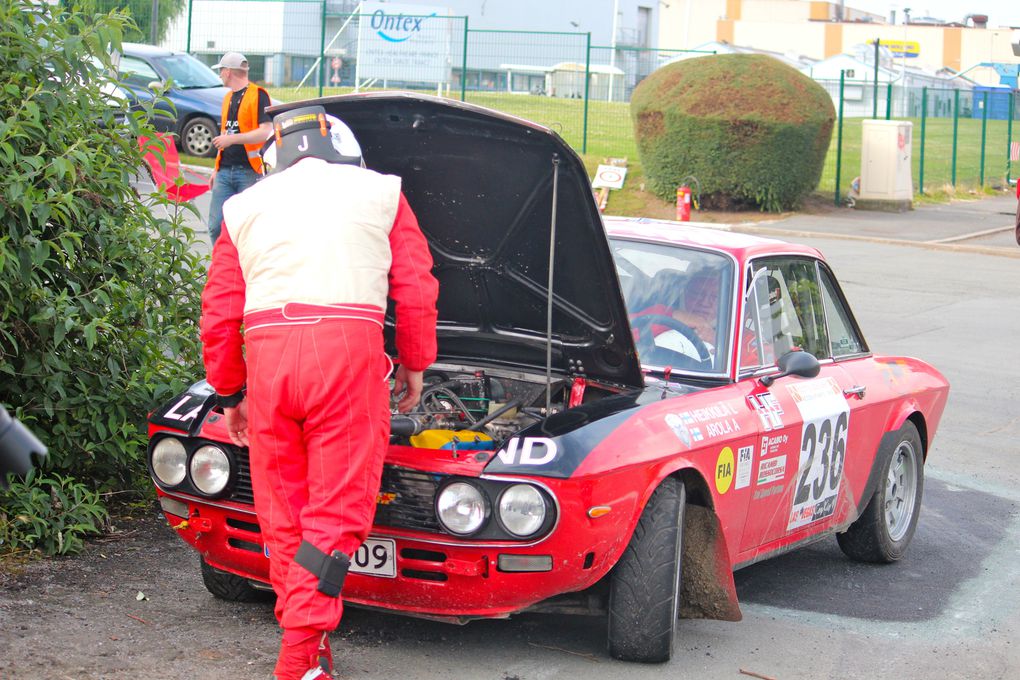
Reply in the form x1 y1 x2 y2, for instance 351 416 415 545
245 318 391 631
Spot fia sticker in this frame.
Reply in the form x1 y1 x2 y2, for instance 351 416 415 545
735 445 753 490
162 395 204 423
715 447 734 494
496 437 558 466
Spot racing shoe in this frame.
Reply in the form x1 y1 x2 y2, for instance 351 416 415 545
273 631 334 680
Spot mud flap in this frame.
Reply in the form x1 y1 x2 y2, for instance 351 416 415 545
679 504 742 622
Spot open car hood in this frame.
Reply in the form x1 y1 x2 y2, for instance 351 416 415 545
268 93 643 389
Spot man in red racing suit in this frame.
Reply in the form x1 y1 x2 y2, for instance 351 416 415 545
200 105 438 680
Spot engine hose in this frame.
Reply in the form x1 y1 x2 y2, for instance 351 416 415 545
467 399 523 432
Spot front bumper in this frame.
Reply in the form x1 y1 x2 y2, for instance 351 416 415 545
157 472 637 619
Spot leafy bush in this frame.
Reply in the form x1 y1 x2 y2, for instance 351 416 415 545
631 54 835 212
0 0 205 522
0 471 108 555
79 0 188 44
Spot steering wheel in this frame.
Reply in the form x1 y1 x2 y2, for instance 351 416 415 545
630 314 712 366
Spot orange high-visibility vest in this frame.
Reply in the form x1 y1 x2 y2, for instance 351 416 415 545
215 84 268 174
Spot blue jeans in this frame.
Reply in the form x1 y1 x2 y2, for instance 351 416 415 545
208 164 260 245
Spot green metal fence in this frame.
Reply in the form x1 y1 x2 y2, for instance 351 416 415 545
826 76 1019 205
109 0 1018 201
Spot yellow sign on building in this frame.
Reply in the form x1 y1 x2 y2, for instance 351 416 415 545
879 39 921 58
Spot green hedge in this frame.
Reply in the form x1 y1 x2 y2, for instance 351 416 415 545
0 0 205 547
631 54 835 212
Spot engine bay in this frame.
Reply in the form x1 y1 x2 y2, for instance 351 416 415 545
389 363 618 449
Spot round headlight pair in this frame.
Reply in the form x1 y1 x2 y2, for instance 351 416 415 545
435 481 547 538
151 438 230 495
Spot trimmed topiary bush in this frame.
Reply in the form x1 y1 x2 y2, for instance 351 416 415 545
631 54 835 212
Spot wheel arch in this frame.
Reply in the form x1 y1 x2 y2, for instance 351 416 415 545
883 400 929 459
905 411 929 460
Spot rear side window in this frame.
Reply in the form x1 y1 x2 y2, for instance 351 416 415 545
819 266 866 357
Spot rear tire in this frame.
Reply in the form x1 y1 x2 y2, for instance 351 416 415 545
837 422 924 563
200 557 268 602
607 477 686 663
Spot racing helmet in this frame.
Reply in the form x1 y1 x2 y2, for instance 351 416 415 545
261 105 362 174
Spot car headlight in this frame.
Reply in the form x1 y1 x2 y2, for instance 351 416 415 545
190 445 230 495
498 484 547 537
436 481 488 535
152 437 187 486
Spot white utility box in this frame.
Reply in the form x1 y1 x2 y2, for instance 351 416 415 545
858 119 913 211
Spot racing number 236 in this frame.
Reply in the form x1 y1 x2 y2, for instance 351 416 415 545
794 412 848 506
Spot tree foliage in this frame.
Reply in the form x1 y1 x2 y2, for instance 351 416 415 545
0 0 205 522
631 54 835 212
70 0 188 44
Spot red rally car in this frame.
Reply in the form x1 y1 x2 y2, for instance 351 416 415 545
147 93 949 663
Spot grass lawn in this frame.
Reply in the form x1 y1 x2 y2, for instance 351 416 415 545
182 87 1015 213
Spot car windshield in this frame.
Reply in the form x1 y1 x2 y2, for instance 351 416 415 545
611 238 734 375
153 54 221 89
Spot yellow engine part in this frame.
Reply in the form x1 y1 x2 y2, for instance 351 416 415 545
409 429 494 450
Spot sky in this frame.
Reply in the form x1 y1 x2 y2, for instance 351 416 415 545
846 0 1020 28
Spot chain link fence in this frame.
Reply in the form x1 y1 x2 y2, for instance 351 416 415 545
101 0 1018 199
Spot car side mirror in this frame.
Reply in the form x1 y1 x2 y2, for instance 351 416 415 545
760 350 820 386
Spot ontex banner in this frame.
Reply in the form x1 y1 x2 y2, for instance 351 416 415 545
357 2 454 85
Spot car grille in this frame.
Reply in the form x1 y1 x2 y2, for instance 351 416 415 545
230 449 254 505
229 449 442 533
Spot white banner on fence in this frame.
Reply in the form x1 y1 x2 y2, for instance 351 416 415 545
357 2 453 85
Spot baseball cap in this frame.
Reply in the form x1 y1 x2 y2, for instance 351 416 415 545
211 52 249 71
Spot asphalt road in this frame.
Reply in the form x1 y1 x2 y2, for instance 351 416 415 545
1 194 1018 679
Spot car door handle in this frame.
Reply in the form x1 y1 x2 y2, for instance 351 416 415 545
843 385 866 399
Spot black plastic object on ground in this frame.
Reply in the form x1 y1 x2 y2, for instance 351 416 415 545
0 405 48 489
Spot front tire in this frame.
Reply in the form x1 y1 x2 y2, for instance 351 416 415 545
181 116 217 158
607 477 686 663
200 557 268 602
837 421 924 563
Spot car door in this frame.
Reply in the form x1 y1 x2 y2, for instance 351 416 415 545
735 256 866 558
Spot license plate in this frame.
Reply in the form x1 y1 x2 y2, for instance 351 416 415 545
349 537 396 578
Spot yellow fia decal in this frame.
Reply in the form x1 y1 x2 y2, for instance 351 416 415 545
715 446 734 494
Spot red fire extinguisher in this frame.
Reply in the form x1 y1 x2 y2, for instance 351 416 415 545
676 185 692 222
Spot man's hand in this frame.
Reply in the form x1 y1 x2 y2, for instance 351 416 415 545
392 365 423 413
223 398 249 447
212 133 234 151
